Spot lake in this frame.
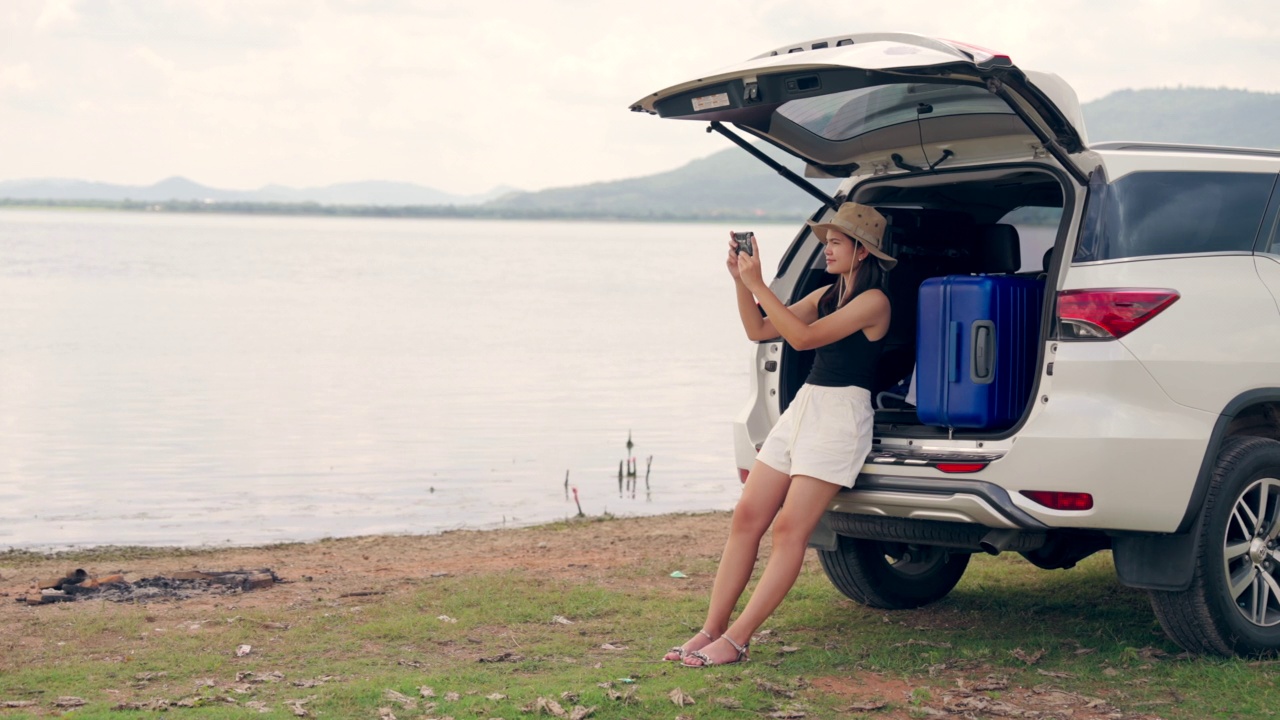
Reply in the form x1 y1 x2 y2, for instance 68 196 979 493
0 210 798 549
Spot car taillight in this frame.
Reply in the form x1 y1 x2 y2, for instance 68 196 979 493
1057 289 1179 340
1020 490 1094 511
936 462 987 474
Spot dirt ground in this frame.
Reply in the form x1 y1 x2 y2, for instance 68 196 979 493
0 513 732 616
0 513 1169 720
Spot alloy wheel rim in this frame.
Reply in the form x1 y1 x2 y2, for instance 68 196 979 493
1224 477 1280 627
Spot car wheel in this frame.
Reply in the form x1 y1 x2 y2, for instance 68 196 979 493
1149 436 1280 657
817 533 970 609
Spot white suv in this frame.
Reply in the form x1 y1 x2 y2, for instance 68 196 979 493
633 33 1280 657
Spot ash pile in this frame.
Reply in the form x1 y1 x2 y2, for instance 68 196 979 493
17 568 280 605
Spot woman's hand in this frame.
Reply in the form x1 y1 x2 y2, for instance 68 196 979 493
736 238 765 292
726 233 743 280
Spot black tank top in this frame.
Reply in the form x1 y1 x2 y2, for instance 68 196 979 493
804 288 883 390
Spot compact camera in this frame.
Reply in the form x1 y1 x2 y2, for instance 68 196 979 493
731 231 755 257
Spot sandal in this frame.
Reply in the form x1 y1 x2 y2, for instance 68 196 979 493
682 633 749 668
663 629 715 662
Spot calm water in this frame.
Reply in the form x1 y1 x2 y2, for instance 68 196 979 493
0 210 799 549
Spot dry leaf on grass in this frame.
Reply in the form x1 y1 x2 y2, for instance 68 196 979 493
113 700 174 711
53 697 86 708
1074 646 1098 656
973 675 1009 691
235 644 253 657
755 679 796 698
891 639 953 649
568 706 596 720
528 697 567 717
1103 667 1121 677
437 615 458 623
606 687 638 704
779 646 800 653
552 615 574 624
1037 669 1076 679
600 643 627 651
1010 647 1046 665
767 709 806 719
487 693 508 701
444 692 461 701
1 701 37 708
478 651 524 663
560 691 579 703
284 698 311 717
715 697 744 709
669 688 695 707
1138 646 1170 660
378 708 397 720
420 686 436 698
292 676 338 688
245 700 270 713
846 699 888 712
384 689 417 709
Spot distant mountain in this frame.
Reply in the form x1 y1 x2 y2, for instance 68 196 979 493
483 87 1280 220
1084 88 1280 148
0 176 515 206
485 142 839 220
4 87 1278 221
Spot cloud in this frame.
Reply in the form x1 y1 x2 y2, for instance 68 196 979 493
0 0 1278 194
0 63 37 92
34 0 77 30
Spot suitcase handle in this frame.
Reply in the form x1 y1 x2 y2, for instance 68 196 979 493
947 321 961 383
971 320 995 384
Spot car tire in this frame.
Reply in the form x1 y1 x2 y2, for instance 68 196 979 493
817 533 970 609
1149 436 1280 657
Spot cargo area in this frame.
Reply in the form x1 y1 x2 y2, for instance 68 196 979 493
778 167 1067 438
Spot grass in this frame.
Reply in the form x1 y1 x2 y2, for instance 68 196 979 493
2 519 1279 719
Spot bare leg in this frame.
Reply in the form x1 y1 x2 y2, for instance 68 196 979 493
662 460 790 661
684 475 841 665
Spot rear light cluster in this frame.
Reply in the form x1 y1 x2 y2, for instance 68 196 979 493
1057 289 1179 340
935 462 987 474
1021 490 1094 511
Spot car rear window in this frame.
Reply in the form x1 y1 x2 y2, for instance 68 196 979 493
776 83 1013 142
1073 171 1275 262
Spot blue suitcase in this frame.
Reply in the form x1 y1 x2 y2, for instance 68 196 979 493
915 275 1044 430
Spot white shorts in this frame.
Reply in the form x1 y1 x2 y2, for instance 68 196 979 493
756 383 874 489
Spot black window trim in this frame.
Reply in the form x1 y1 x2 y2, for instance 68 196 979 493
1252 172 1280 255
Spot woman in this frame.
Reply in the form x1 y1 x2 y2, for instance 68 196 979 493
665 202 895 668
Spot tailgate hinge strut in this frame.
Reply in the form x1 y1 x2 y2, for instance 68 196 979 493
707 121 837 210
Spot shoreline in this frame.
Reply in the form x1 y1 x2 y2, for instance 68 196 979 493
0 509 733 568
0 507 737 561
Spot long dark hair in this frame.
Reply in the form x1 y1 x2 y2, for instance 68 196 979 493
819 248 889 315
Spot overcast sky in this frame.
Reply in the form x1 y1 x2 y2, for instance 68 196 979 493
2 0 1278 195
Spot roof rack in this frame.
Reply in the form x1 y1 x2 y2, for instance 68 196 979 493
1091 141 1280 159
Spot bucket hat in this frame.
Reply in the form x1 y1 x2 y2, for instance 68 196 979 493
805 202 896 270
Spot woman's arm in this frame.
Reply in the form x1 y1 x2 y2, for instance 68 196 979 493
727 235 823 340
737 241 890 350
735 282 825 341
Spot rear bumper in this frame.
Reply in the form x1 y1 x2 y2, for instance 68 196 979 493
828 476 1049 530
